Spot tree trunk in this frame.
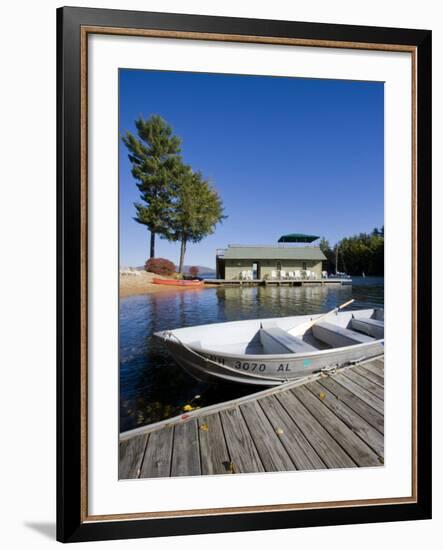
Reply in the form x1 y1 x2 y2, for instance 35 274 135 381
178 237 187 273
150 231 155 258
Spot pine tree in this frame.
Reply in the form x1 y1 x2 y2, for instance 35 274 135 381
165 166 226 273
319 237 335 274
122 115 182 258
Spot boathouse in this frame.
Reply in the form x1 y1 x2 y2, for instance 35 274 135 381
215 234 327 280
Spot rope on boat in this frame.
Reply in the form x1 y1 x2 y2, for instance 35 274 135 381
164 331 286 383
319 354 379 377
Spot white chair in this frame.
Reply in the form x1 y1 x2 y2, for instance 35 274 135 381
247 270 253 280
271 270 277 279
322 270 328 279
288 271 295 279
240 270 246 280
280 270 287 279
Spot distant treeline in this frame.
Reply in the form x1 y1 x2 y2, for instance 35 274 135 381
320 226 384 276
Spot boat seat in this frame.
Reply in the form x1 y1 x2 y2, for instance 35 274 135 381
349 317 384 339
260 327 317 354
312 321 374 348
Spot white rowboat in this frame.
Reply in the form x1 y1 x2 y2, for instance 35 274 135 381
154 308 384 386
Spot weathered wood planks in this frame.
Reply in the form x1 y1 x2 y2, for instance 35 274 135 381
240 400 295 472
317 375 384 434
304 381 384 460
139 426 173 478
293 384 381 467
341 369 384 401
170 419 201 477
119 358 385 479
220 407 265 473
259 395 326 470
276 389 356 468
119 433 148 479
198 414 231 475
354 365 385 388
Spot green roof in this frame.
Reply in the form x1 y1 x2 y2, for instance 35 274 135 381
223 246 326 261
278 233 320 243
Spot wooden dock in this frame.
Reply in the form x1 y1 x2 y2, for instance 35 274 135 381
204 278 351 287
119 357 384 479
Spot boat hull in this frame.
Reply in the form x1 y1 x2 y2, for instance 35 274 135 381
157 333 384 386
153 278 203 287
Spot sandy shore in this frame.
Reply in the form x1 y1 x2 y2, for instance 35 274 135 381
120 271 213 298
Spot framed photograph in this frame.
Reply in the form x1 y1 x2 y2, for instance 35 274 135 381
57 6 432 543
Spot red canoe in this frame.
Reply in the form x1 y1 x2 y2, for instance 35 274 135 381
153 278 204 287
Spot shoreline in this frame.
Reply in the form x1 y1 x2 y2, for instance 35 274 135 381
120 271 216 298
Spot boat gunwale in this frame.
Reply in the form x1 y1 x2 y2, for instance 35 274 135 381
168 336 384 361
156 308 377 335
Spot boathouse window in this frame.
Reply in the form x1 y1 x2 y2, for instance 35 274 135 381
277 262 281 271
302 262 307 270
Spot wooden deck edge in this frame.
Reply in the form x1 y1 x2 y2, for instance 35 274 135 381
203 278 351 285
120 354 384 441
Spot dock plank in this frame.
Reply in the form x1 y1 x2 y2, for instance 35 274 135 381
317 376 384 434
333 372 384 415
276 390 356 468
121 358 385 478
240 400 295 472
371 357 385 368
140 426 173 478
198 414 231 475
119 434 148 479
171 419 201 477
259 395 325 470
359 360 385 379
354 365 384 388
220 407 265 473
306 381 384 459
342 370 384 401
293 386 380 467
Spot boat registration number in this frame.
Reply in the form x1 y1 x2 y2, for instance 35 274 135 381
233 361 267 372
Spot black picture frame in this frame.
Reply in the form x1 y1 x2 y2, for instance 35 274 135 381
57 6 432 543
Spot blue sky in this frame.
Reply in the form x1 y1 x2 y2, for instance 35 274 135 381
119 69 384 269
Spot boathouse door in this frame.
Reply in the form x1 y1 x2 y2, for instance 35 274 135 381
252 262 260 279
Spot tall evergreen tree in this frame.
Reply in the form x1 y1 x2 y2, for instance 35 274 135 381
319 237 335 273
165 166 226 273
122 115 182 258
319 228 384 276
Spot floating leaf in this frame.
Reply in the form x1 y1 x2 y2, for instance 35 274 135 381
200 423 209 432
276 428 284 435
319 391 326 400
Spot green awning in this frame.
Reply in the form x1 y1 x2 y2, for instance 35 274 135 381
278 233 320 243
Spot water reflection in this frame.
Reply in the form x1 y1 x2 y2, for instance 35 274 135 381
120 276 384 431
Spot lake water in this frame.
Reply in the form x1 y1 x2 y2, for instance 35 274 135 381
120 276 384 432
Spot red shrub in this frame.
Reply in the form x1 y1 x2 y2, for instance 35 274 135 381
144 258 176 276
189 266 199 278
